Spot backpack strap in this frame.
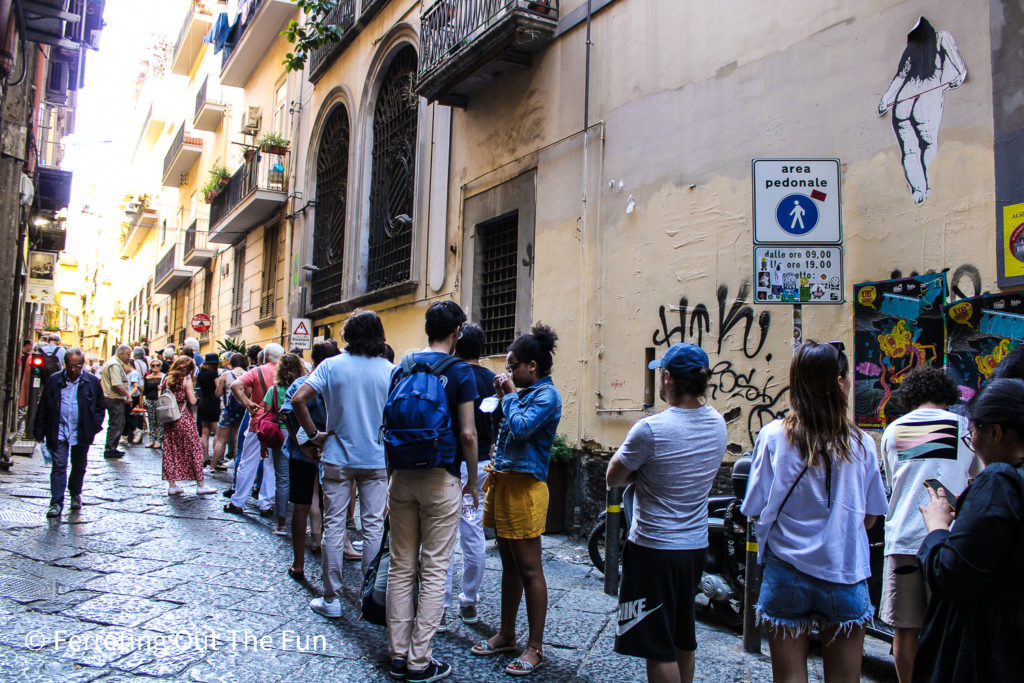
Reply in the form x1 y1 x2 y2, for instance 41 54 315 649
428 355 459 376
398 352 459 377
256 366 268 399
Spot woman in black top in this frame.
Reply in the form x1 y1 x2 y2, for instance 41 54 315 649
915 378 1024 682
196 353 222 466
143 359 164 449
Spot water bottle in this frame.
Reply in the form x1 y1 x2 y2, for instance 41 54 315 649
462 493 478 521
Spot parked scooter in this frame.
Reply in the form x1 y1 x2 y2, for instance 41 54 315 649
589 453 893 641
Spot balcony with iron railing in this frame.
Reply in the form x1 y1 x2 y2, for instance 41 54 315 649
193 76 227 131
171 1 214 75
161 122 203 186
220 0 298 87
154 245 193 295
208 151 288 243
307 0 390 82
183 218 218 266
119 196 159 259
416 0 559 106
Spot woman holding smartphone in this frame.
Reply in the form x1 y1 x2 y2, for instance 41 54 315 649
915 378 1024 682
470 324 561 676
740 341 888 682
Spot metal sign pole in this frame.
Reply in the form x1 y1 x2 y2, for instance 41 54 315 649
603 486 623 596
742 522 762 653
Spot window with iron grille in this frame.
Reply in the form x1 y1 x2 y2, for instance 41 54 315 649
260 223 279 319
478 213 520 356
367 46 418 292
230 244 245 328
311 104 350 309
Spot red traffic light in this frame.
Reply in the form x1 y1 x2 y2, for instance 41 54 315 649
31 355 44 367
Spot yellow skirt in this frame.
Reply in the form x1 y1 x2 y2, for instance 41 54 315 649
483 469 549 540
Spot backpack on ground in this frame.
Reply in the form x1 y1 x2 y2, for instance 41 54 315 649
253 389 285 450
155 379 181 424
361 517 391 625
381 353 459 470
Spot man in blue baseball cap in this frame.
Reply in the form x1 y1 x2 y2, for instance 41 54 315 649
606 343 727 682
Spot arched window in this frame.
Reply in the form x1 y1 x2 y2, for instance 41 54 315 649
367 45 418 292
310 104 350 309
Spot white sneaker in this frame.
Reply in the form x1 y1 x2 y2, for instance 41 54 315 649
310 596 342 618
167 487 184 496
196 486 217 495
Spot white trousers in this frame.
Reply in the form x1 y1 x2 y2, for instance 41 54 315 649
444 459 489 608
230 427 275 511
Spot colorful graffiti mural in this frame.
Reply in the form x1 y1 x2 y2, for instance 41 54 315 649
943 294 1024 403
853 273 947 429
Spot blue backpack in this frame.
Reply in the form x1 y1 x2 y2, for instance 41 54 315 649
382 353 459 470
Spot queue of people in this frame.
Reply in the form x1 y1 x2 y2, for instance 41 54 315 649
27 315 1024 682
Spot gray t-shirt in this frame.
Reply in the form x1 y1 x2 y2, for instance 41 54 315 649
615 405 727 550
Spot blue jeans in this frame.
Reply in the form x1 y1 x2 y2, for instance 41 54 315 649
50 441 88 507
757 548 873 637
273 443 289 521
232 412 249 491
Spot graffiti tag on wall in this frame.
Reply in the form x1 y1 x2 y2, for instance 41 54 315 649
652 282 786 445
944 294 1024 403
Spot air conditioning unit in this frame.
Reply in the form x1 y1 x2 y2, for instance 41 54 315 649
241 106 261 134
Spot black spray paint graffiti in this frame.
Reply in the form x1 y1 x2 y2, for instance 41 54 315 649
652 282 787 446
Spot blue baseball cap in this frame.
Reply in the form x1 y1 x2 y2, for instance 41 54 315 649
648 343 709 376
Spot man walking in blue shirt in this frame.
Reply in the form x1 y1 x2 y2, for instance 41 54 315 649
34 348 106 518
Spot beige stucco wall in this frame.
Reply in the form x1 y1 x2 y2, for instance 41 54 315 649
444 0 997 454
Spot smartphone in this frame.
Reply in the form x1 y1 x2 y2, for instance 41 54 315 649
922 479 958 509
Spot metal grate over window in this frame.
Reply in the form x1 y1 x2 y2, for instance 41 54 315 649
367 46 418 292
260 223 279 319
230 244 245 328
311 105 350 309
478 213 519 357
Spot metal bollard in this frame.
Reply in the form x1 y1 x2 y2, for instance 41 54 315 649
742 521 762 653
604 486 623 596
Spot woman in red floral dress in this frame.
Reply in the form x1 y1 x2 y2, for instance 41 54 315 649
162 357 216 496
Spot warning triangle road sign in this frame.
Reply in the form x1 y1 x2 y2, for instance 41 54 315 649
294 321 309 335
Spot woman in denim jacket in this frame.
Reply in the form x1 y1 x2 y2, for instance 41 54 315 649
471 324 562 676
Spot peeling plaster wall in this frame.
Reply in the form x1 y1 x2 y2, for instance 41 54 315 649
448 0 997 455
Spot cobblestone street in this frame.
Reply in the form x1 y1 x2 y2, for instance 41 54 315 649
0 438 896 682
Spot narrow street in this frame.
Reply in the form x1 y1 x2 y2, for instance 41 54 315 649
0 436 895 682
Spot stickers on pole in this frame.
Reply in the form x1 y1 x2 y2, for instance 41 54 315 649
752 159 841 244
754 246 843 304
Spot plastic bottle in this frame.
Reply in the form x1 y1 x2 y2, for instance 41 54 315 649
462 493 477 521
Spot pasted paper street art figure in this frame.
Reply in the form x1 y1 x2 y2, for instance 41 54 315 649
854 273 947 429
878 17 966 204
943 294 1024 406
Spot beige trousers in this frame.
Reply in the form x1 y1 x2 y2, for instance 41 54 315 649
386 467 461 669
320 464 388 600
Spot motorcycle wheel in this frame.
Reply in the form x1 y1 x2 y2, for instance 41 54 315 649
588 520 606 573
711 598 744 631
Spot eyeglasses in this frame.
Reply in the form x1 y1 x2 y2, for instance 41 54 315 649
962 424 980 453
506 361 523 372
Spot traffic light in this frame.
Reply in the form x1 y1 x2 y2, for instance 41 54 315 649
30 353 44 376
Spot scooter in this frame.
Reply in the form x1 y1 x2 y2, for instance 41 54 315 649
589 454 894 642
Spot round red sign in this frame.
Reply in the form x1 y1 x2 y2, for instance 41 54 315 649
191 314 212 333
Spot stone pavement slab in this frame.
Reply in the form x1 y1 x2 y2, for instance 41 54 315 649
0 438 896 681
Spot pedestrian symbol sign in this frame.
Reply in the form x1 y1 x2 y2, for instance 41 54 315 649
753 159 841 244
290 317 312 350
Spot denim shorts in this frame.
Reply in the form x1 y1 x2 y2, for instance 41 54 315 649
756 548 873 637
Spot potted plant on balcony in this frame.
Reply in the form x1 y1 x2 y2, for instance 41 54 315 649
256 132 290 156
201 178 220 204
210 164 231 188
138 194 156 214
527 0 552 14
544 434 574 534
243 146 257 162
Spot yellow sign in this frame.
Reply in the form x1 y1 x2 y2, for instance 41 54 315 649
1003 203 1024 278
857 285 878 309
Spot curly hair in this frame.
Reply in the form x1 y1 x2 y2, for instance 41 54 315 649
274 353 306 388
166 356 194 390
508 323 558 377
895 365 960 412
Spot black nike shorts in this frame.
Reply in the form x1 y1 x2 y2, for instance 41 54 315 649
613 541 705 661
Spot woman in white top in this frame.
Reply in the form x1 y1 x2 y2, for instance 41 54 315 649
741 341 888 682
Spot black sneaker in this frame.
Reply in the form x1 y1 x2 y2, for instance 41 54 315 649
388 657 408 680
104 451 125 459
406 659 451 683
222 488 234 498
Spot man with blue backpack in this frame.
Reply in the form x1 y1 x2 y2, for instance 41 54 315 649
382 300 479 683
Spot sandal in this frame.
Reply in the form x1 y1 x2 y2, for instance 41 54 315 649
505 650 544 676
287 566 305 582
471 637 518 656
223 503 245 514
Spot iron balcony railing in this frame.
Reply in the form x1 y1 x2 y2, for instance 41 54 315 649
194 75 210 121
155 246 177 285
184 219 199 255
174 1 213 57
162 122 202 179
307 0 357 79
221 0 267 71
419 0 559 78
209 151 288 228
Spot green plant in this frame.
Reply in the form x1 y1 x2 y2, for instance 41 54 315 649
256 132 290 149
200 177 220 197
209 164 231 181
217 336 247 354
281 1 346 72
549 434 575 464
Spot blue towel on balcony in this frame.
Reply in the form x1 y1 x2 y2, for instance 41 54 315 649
204 13 231 53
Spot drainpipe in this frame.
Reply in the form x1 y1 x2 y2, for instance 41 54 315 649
284 65 303 332
576 0 593 450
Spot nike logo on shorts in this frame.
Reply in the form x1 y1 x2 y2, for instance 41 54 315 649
616 598 662 636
